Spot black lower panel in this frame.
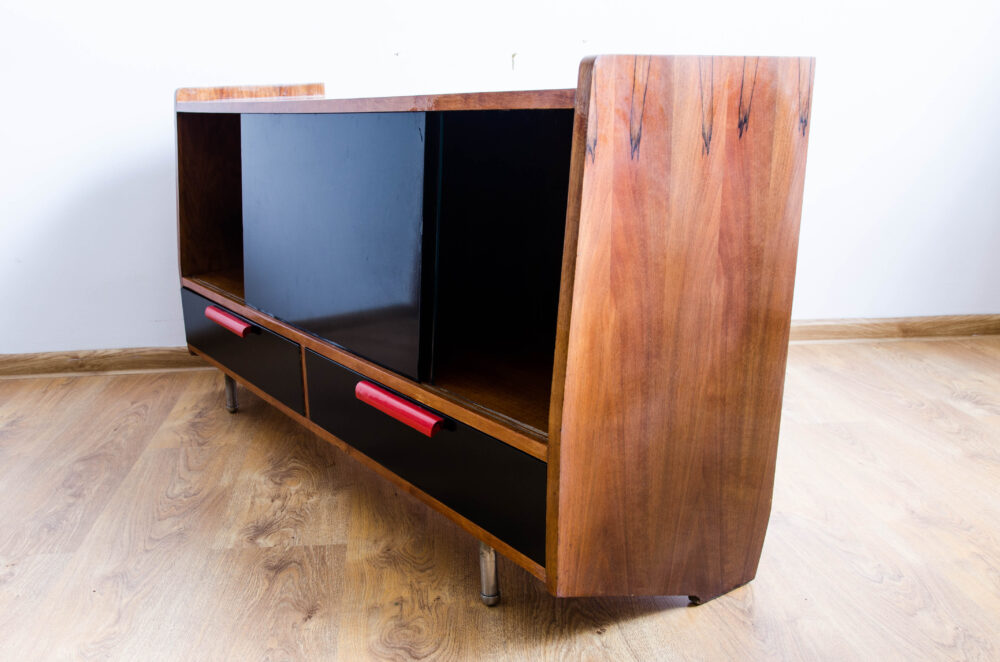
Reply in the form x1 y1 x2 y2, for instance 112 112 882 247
305 349 546 564
181 288 304 414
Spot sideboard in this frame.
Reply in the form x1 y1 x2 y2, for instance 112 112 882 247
176 55 814 604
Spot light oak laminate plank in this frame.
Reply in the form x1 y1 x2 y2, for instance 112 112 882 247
4 428 248 658
183 545 346 661
145 370 249 450
0 373 189 558
210 405 351 550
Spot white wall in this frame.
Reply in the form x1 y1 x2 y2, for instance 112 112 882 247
1 0 998 353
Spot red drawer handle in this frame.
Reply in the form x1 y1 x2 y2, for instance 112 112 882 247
355 381 444 438
205 306 251 338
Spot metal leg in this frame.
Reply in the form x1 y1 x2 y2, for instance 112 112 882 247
224 374 238 413
479 541 500 606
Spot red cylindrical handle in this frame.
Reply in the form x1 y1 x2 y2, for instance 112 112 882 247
205 306 252 338
355 381 444 437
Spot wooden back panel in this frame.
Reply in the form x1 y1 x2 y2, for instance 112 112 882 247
549 55 814 597
176 112 243 279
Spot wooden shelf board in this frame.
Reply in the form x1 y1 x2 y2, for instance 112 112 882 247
431 353 552 437
187 269 245 302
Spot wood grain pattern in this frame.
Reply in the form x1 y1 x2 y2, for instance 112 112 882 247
789 314 1000 342
209 407 350 549
175 83 325 102
333 463 475 660
187 268 246 302
0 346 204 377
182 277 547 461
175 89 576 114
546 56 596 594
428 353 552 435
0 373 190 558
20 446 249 659
187 545 345 660
1 338 999 659
145 370 246 449
552 56 814 598
0 376 110 492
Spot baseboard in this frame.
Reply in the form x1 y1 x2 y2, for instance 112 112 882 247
0 347 207 377
789 314 1000 342
2 316 998 377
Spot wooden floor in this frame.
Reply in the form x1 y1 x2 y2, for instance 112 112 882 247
0 337 998 661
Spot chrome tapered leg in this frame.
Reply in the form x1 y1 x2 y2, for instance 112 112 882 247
224 374 238 413
479 541 500 606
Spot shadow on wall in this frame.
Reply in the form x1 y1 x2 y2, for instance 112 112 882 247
5 155 185 353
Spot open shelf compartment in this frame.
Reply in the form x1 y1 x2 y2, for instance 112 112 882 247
177 112 245 301
427 109 574 435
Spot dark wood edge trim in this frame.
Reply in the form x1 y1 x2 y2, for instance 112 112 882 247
545 56 597 594
300 348 311 419
181 277 549 462
175 89 577 114
174 110 182 317
175 83 325 103
0 346 205 377
190 346 547 583
789 314 1000 342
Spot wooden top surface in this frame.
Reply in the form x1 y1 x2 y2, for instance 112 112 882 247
176 88 577 113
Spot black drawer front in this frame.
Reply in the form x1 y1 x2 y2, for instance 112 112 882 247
305 349 546 564
181 288 304 415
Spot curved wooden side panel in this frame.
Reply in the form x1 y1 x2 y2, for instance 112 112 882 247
175 83 325 103
546 56 596 593
551 55 814 598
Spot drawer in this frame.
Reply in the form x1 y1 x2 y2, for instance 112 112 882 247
181 288 304 415
305 349 546 564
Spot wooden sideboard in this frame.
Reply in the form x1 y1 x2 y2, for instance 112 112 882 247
176 55 814 604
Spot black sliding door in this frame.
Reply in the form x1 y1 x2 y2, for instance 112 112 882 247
241 112 434 380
